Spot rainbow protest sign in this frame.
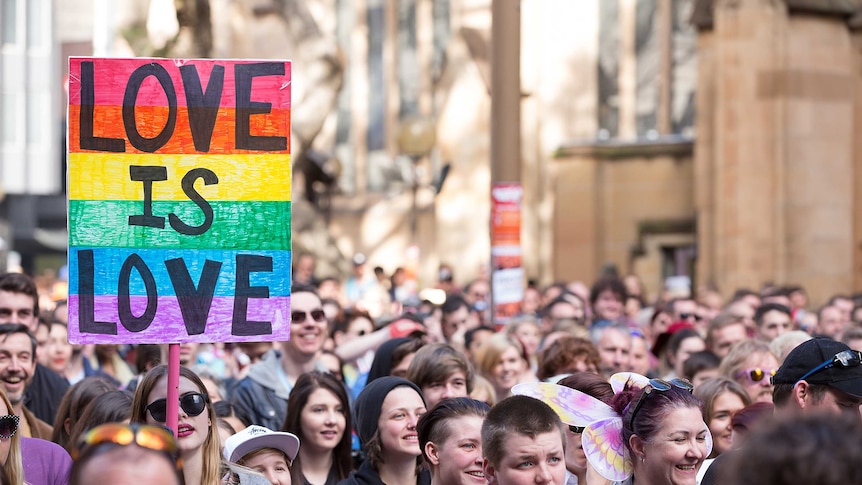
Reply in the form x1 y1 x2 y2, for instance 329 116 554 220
67 58 292 344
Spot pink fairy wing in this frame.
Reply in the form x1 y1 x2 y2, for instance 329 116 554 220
511 382 616 427
609 372 650 394
582 417 632 482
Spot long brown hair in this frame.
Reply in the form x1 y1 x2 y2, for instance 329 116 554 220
130 365 221 485
283 371 352 483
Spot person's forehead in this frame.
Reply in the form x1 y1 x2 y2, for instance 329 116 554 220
291 291 321 309
501 431 563 455
0 332 33 351
0 291 35 309
744 352 778 368
762 310 790 322
148 375 199 401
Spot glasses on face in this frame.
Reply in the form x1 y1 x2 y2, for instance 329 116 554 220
146 392 208 423
73 423 180 465
0 415 19 439
291 309 326 324
736 368 777 384
627 378 694 430
679 313 703 322
795 350 862 383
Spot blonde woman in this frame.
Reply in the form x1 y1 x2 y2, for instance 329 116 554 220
474 333 530 402
0 388 24 485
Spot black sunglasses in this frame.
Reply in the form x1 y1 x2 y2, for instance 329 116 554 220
679 313 703 321
795 349 862 383
628 378 694 430
568 425 586 434
0 415 18 439
291 309 326 324
146 392 208 423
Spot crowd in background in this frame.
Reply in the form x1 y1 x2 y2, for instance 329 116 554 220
0 252 861 484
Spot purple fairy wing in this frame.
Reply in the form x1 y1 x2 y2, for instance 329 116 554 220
511 382 616 426
582 417 632 482
609 372 650 394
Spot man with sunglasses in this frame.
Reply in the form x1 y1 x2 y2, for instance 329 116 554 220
233 284 331 430
771 337 862 416
702 337 862 485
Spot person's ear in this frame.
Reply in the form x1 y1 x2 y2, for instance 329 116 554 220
629 434 646 463
425 442 441 466
484 458 497 485
794 381 809 409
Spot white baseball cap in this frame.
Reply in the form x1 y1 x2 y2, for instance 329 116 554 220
223 425 300 464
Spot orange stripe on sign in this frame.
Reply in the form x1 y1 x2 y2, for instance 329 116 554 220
69 105 290 155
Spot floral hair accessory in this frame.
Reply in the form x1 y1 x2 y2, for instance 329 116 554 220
513 372 713 482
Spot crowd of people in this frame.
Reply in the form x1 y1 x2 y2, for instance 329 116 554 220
0 254 861 485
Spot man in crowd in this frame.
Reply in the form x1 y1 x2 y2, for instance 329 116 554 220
232 284 329 430
588 277 626 325
0 273 69 425
754 303 792 342
0 323 52 438
705 313 749 359
590 322 631 378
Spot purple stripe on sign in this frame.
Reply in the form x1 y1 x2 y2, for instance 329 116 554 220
67 295 290 344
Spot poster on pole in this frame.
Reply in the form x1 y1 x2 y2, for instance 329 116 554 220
491 183 524 324
67 57 292 344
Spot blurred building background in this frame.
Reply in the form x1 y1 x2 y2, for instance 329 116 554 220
1 0 862 304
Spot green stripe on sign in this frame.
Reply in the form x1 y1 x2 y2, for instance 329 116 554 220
69 200 291 250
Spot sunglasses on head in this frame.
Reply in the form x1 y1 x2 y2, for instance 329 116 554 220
0 415 18 440
291 309 326 324
628 378 694 430
736 368 777 384
146 392 208 423
568 425 586 434
73 423 181 466
795 349 862 383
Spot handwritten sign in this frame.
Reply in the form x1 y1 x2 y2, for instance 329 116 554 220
67 58 292 344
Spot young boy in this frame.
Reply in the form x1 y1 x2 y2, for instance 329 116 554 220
482 395 567 485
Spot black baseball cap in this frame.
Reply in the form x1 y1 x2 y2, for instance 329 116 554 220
772 338 862 398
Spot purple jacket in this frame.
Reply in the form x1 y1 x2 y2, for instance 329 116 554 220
22 437 72 485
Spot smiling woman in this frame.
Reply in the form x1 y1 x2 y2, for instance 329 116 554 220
416 397 489 485
612 378 711 485
338 377 429 485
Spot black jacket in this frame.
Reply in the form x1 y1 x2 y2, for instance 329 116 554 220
24 364 70 426
336 460 430 485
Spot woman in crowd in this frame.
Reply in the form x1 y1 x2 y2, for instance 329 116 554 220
693 378 750 458
43 321 73 380
416 397 489 485
0 389 23 485
536 336 600 381
338 376 429 485
67 390 135 451
51 376 117 452
662 328 705 380
718 340 779 404
282 371 352 485
475 333 530 402
557 372 614 485
610 377 710 485
505 317 542 371
130 365 221 485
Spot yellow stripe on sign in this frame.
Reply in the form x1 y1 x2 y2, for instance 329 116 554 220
68 152 292 202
